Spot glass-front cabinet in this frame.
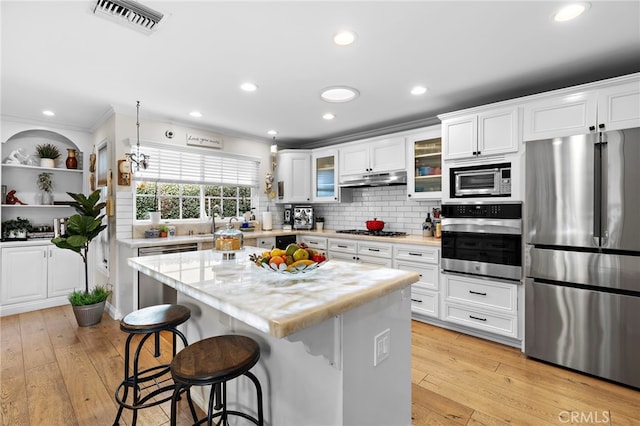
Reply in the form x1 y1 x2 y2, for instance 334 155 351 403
312 148 339 203
406 126 442 200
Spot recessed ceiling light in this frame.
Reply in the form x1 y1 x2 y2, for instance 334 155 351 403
189 111 202 118
320 86 360 103
334 30 357 46
554 3 589 22
240 82 258 92
267 130 278 136
323 113 336 120
411 86 428 96
42 110 55 116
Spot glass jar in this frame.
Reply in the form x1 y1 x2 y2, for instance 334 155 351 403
215 223 244 259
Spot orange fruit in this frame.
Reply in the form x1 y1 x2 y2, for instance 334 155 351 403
269 255 284 266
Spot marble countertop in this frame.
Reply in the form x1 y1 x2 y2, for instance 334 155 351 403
128 247 419 338
118 229 441 248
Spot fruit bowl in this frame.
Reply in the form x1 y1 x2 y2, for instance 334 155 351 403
259 260 326 274
249 243 327 274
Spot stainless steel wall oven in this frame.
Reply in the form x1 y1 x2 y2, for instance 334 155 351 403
441 203 522 282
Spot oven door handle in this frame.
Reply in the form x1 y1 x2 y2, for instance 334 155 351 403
441 218 521 235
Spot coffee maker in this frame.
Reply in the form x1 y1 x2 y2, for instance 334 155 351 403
293 205 314 230
283 205 293 231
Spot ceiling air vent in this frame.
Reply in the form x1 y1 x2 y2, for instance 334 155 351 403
94 0 164 33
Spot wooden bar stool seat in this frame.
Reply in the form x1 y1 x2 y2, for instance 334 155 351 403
113 304 196 425
170 335 264 426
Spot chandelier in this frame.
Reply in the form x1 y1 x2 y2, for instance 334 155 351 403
125 100 149 171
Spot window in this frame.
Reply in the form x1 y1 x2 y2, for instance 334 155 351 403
131 141 260 221
135 182 253 220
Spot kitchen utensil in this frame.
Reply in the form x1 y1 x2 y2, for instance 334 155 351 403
365 218 385 231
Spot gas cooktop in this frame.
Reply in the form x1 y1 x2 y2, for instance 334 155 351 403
335 229 407 237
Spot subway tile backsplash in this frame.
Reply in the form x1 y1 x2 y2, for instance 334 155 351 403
270 186 440 235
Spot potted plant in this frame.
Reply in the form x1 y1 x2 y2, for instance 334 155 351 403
35 143 61 168
37 172 54 205
158 224 169 238
51 190 109 326
2 217 31 240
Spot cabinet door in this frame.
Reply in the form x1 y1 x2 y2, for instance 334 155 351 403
289 154 311 202
478 108 519 156
406 130 442 200
1 246 48 304
597 81 640 131
523 91 598 141
369 138 406 172
48 246 84 297
257 237 275 249
312 149 339 202
339 144 369 177
442 115 478 160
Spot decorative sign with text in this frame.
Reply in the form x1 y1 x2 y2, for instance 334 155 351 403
186 134 223 149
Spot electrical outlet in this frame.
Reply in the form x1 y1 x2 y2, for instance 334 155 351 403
374 328 391 366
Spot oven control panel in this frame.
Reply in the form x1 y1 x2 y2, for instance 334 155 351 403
442 203 522 219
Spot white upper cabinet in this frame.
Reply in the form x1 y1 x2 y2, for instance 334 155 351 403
339 137 405 181
311 148 339 203
276 150 311 203
523 78 640 141
442 107 519 160
406 126 442 200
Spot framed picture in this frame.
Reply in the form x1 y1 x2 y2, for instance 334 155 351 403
97 139 108 187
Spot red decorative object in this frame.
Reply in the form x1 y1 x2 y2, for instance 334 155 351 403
66 148 78 169
6 190 27 205
365 218 385 231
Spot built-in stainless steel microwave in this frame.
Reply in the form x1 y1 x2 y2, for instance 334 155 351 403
451 162 511 198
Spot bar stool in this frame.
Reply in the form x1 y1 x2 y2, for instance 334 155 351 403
113 304 196 426
170 335 264 426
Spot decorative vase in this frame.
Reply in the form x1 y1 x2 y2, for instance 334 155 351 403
149 211 161 224
42 191 53 205
40 158 55 168
66 149 78 169
72 300 106 327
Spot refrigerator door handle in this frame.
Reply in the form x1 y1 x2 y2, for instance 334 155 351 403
600 136 609 246
593 140 603 246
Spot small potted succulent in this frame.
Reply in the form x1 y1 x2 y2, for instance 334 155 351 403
35 143 61 168
158 224 169 238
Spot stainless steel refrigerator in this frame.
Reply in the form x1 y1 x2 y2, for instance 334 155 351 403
525 127 640 389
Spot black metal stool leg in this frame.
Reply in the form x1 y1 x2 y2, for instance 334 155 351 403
245 371 265 425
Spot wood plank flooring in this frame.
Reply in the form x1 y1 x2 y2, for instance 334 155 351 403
1 305 638 425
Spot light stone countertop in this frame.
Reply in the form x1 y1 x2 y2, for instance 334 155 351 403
128 246 419 338
118 229 441 248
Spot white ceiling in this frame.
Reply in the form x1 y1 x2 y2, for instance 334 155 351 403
2 1 639 148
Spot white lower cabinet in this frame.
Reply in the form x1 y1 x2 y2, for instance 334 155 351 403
1 244 83 306
328 239 392 267
298 235 327 253
393 244 440 319
256 237 276 250
442 273 519 339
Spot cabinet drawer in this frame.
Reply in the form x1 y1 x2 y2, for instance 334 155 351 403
357 241 392 258
328 239 357 255
411 286 438 318
444 275 517 314
358 255 392 268
394 245 439 264
395 261 438 290
300 235 327 251
443 303 518 338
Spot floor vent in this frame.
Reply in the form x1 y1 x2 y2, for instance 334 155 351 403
93 0 164 33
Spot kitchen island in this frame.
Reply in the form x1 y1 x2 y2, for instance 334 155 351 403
128 247 419 426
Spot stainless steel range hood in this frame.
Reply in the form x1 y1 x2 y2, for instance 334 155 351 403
339 171 407 188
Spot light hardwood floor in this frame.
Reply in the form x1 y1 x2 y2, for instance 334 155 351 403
1 305 638 425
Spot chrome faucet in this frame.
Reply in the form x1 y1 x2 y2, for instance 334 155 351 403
210 205 222 234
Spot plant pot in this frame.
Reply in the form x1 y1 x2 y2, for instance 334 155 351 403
72 300 106 327
149 211 161 224
40 158 56 168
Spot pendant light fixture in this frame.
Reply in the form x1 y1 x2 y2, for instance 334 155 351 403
125 101 149 171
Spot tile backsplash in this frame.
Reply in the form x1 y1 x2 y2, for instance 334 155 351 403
268 186 440 235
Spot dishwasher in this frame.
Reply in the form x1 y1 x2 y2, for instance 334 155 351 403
138 243 198 309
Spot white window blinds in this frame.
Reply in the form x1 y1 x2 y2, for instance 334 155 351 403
130 140 260 187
